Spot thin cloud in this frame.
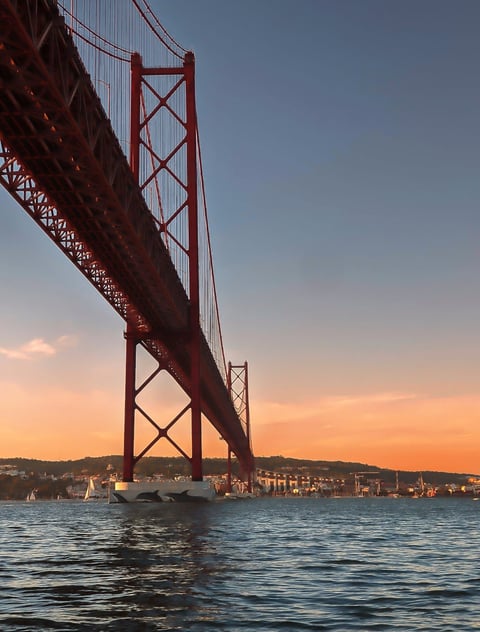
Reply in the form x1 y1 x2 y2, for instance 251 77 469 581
0 347 29 360
0 335 78 360
323 392 418 408
56 334 79 349
255 392 419 423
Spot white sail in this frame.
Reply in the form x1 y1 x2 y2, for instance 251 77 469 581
84 477 103 501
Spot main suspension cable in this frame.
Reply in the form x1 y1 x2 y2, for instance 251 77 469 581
133 0 188 57
58 3 132 61
197 127 228 378
131 0 186 60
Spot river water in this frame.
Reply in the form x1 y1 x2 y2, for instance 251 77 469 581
1 496 479 631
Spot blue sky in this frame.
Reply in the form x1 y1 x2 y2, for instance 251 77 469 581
1 1 480 470
164 0 480 396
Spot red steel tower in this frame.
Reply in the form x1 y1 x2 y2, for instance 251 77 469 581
124 51 204 482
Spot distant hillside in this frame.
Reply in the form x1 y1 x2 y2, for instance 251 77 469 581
0 455 475 486
253 456 475 486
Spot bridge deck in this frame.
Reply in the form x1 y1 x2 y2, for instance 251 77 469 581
0 0 252 471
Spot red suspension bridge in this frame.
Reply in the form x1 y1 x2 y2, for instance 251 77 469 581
0 0 254 493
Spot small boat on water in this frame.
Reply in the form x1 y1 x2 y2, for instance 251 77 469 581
84 477 106 501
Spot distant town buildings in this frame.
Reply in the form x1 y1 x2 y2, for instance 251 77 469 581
0 460 478 500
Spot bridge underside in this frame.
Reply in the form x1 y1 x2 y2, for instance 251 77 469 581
0 0 253 476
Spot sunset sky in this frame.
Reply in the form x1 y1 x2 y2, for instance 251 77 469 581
1 0 480 474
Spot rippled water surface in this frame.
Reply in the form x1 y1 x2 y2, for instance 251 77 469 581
1 496 480 630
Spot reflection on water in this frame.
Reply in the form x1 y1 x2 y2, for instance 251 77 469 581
111 504 220 629
1 497 480 630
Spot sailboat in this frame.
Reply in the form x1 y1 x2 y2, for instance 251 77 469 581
26 489 36 501
84 477 104 501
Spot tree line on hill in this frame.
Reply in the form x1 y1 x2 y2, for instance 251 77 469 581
0 455 474 487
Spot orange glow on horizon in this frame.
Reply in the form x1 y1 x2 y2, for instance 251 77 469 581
1 375 479 475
